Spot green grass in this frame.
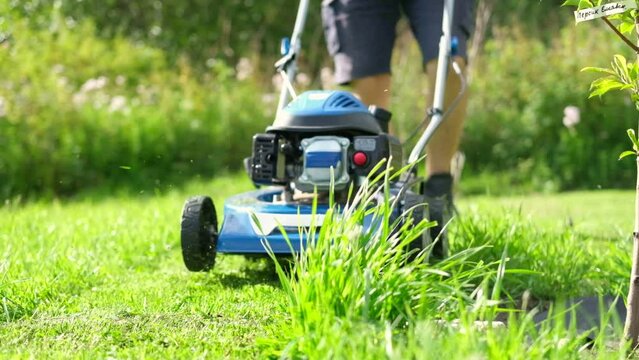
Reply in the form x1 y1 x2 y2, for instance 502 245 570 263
462 190 633 238
455 192 632 299
1 175 286 358
265 169 632 358
0 173 635 358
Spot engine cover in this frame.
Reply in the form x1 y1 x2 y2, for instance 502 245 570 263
267 91 384 135
295 136 350 193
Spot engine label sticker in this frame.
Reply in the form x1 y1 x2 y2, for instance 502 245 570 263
354 138 376 151
574 1 637 23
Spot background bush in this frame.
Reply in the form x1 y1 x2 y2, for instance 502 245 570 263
464 24 637 191
0 16 271 197
1 1 637 198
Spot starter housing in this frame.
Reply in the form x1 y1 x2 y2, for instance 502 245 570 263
295 136 350 193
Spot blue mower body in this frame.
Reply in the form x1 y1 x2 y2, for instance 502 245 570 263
217 188 327 254
216 186 408 255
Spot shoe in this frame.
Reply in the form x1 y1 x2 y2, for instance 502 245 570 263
422 173 454 259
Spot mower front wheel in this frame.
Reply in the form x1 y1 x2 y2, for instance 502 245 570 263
181 196 218 272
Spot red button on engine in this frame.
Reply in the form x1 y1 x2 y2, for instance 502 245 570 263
353 151 368 167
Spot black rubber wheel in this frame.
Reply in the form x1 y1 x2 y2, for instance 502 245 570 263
408 199 449 262
181 196 218 272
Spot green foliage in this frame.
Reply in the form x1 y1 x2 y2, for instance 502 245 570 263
0 18 272 198
4 0 639 196
458 25 638 190
7 0 327 74
564 1 639 166
584 55 639 100
619 129 639 159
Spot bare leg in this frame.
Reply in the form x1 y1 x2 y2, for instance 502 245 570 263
425 56 468 175
351 73 392 109
351 63 467 174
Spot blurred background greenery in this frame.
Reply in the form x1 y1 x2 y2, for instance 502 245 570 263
0 0 636 199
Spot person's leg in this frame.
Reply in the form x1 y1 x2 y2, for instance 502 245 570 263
402 0 473 175
352 73 392 109
425 56 468 175
321 0 400 100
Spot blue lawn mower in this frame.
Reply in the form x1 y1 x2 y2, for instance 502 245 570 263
180 0 465 271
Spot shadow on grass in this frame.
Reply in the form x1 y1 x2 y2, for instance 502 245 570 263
216 271 280 289
209 256 287 289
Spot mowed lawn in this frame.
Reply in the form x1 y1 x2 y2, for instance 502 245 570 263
463 190 634 239
0 174 634 358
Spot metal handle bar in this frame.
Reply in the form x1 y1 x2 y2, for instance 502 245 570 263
408 0 456 164
275 0 310 118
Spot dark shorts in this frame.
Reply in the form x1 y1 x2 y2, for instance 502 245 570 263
321 0 474 84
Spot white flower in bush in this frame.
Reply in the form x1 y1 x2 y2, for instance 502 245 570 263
52 64 65 74
272 74 283 92
320 67 334 89
296 72 310 87
57 77 68 88
235 57 253 81
261 93 276 105
80 76 108 93
562 106 580 129
205 58 217 68
0 96 6 117
95 76 107 89
80 79 95 92
108 96 127 113
72 92 87 107
150 25 162 37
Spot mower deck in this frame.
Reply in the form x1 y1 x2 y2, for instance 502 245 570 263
217 188 330 254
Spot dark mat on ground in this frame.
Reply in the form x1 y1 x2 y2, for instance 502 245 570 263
532 295 626 339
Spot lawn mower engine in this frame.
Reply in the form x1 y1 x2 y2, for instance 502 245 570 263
180 90 418 272
248 90 402 198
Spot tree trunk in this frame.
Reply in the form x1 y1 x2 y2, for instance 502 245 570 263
624 18 639 351
624 155 639 349
467 0 495 81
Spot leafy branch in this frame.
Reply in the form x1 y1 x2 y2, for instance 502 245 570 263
620 129 639 159
564 0 639 52
602 17 639 52
582 54 639 100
